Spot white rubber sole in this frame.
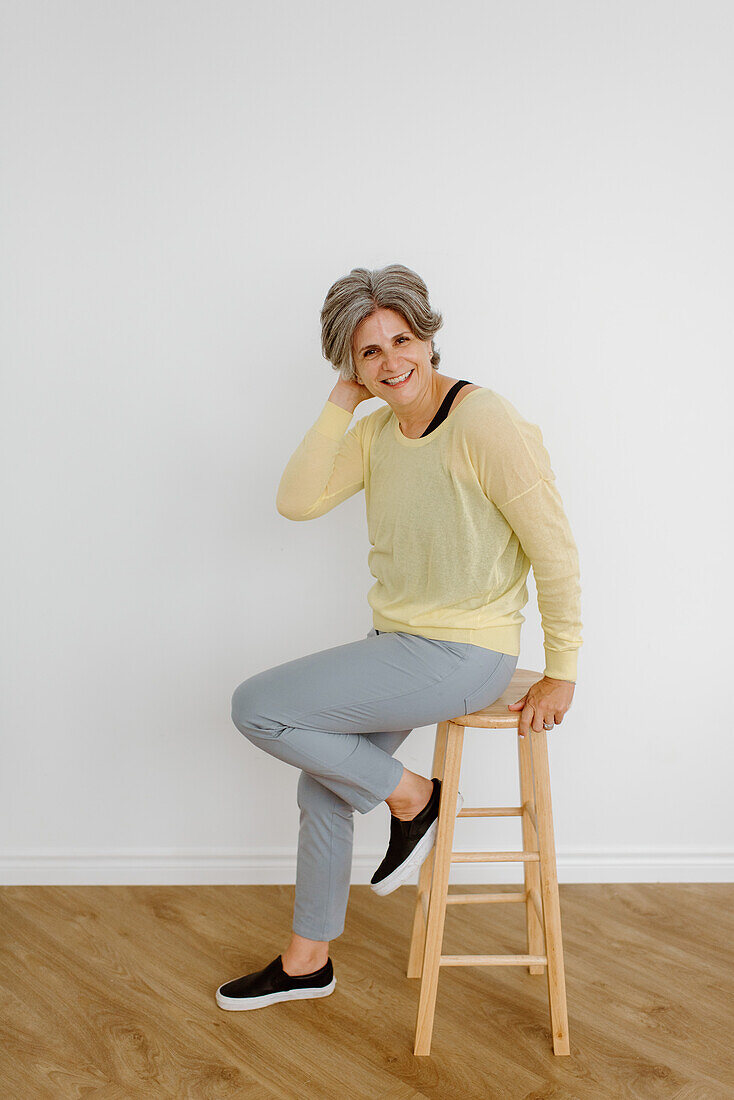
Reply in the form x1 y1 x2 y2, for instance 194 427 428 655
370 790 464 896
215 977 336 1010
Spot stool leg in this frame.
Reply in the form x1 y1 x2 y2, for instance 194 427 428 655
530 727 571 1056
414 721 464 1056
407 720 449 979
518 731 545 975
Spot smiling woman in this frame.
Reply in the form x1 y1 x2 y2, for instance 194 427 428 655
319 265 453 438
220 262 582 1010
346 307 480 438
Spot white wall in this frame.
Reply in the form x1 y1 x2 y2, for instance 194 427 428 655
2 1 732 886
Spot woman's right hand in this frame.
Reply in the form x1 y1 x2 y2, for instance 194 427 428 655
328 377 374 413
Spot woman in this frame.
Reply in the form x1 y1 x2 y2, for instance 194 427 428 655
216 264 582 1012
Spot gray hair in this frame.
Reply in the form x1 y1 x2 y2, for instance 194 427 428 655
320 263 443 382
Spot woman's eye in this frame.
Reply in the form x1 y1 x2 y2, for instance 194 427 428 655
365 336 408 357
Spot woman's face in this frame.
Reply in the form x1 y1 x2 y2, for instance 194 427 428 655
352 308 434 407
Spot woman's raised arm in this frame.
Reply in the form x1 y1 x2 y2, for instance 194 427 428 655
275 380 373 521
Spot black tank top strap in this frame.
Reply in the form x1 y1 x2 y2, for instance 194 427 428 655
420 380 473 437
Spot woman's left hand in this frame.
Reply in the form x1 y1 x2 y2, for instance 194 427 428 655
507 676 575 738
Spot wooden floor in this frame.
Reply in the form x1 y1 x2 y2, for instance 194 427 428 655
1 883 732 1098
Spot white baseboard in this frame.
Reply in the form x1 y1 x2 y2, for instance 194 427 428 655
1 847 733 885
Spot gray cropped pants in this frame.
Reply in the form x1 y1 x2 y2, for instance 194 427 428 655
230 626 518 942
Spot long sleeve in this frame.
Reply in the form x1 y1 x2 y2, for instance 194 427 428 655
276 399 365 520
471 393 583 682
497 478 583 682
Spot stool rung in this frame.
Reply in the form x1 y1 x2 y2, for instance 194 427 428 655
450 850 540 863
458 805 523 817
418 889 528 920
445 890 527 905
440 954 548 967
457 803 538 833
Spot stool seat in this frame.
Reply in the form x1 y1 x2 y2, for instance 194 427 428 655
407 667 571 1057
448 668 547 728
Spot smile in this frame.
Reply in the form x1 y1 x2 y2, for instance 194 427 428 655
382 369 414 387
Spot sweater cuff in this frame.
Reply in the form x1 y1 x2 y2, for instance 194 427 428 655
544 647 578 683
311 400 355 441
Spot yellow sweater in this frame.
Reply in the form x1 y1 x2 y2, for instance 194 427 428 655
276 386 583 682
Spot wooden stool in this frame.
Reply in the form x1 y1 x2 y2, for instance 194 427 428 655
407 667 570 1057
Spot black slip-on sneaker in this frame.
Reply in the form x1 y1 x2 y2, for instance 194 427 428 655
215 954 336 1011
370 777 464 896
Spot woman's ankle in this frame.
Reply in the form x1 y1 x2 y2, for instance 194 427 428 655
282 952 329 975
386 770 434 820
282 933 330 973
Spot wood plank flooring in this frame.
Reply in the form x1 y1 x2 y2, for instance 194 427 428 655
1 884 732 1098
